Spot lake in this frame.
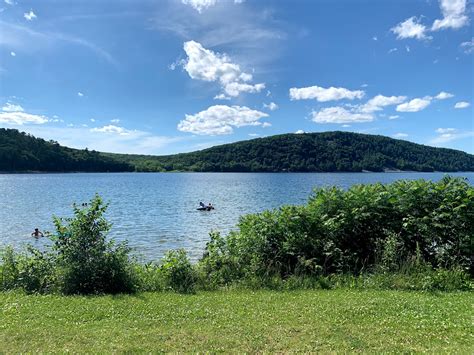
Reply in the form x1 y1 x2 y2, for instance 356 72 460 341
1 172 473 261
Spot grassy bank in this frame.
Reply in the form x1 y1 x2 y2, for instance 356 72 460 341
1 289 471 352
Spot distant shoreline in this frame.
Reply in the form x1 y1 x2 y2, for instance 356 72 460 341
1 170 474 175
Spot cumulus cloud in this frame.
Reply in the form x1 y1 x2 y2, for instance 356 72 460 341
295 130 305 134
24 10 37 21
0 111 48 125
263 102 278 111
289 85 365 102
396 97 431 112
454 101 470 109
432 0 469 31
460 38 474 53
311 107 374 124
177 105 268 135
434 91 454 100
2 102 24 112
391 17 430 40
181 0 243 13
90 125 134 136
182 40 265 97
359 95 407 113
0 102 48 125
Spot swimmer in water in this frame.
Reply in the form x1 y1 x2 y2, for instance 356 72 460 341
31 228 44 238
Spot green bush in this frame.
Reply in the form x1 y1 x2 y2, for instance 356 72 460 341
159 249 196 293
0 195 138 295
50 194 138 294
197 177 474 284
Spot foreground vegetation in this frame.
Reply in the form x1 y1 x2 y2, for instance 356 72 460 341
2 128 474 172
1 177 472 295
1 290 471 352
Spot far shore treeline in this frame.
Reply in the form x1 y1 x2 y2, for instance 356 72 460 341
1 128 474 173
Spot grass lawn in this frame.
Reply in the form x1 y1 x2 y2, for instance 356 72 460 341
0 289 471 352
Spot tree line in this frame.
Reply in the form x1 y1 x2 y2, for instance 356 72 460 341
1 128 473 172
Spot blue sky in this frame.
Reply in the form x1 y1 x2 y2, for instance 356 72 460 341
0 0 473 154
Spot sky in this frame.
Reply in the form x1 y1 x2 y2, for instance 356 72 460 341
0 0 473 155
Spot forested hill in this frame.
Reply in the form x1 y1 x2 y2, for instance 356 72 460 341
0 128 133 172
1 128 473 172
112 131 474 172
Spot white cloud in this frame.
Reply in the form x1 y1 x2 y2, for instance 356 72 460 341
289 85 365 102
10 51 16 56
389 115 400 120
263 102 278 111
391 17 430 40
182 0 217 13
90 118 95 122
224 82 265 97
110 118 120 123
434 91 454 100
2 102 24 112
5 0 15 5
0 111 48 125
77 92 84 97
405 45 410 52
182 40 265 97
393 133 408 138
261 122 271 128
248 133 259 137
396 97 431 112
436 128 457 134
295 130 305 134
214 93 231 100
177 105 268 135
388 48 398 54
372 36 378 41
454 101 470 109
311 107 374 124
359 95 407 113
431 128 474 144
24 10 37 21
90 125 133 136
460 38 474 53
181 0 243 13
432 0 469 31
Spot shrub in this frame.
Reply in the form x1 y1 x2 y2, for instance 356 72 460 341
50 194 138 294
159 249 196 293
197 177 474 284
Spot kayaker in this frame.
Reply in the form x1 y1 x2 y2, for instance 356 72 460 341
199 201 205 208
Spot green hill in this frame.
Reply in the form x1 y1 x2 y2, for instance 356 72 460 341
1 128 473 172
0 128 133 172
109 131 474 172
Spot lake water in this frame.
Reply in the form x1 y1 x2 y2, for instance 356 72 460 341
1 172 473 261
